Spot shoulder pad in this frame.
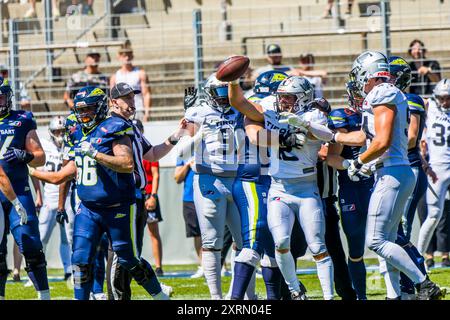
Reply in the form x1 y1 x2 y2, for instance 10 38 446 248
405 93 425 114
366 83 401 106
101 117 134 137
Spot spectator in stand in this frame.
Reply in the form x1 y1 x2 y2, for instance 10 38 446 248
321 0 355 19
252 44 292 79
24 0 61 18
144 159 164 276
174 157 203 278
289 53 328 98
407 39 441 96
110 44 152 122
64 50 108 109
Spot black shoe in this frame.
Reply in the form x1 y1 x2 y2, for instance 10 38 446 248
155 267 164 277
425 258 435 269
291 291 308 300
416 277 446 300
441 258 450 267
63 273 72 281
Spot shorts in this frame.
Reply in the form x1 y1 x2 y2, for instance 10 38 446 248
182 201 201 238
145 194 163 224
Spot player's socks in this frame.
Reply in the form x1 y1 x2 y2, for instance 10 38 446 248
400 272 415 295
37 290 51 300
347 259 367 299
275 250 300 293
0 274 7 298
315 255 334 300
377 242 427 284
60 242 72 275
226 247 239 299
27 266 49 292
261 267 282 300
231 262 255 299
203 250 222 299
245 268 257 300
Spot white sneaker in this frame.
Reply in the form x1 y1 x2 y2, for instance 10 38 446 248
160 282 173 297
89 292 107 300
24 8 37 19
24 279 33 287
190 266 204 279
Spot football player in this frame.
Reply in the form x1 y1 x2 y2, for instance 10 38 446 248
0 78 50 299
231 70 287 300
417 79 450 258
29 86 184 300
229 75 336 300
183 74 244 299
34 116 73 280
334 51 444 300
326 81 372 300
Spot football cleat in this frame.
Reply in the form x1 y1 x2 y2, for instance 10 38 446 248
160 282 174 297
416 277 446 300
190 266 204 279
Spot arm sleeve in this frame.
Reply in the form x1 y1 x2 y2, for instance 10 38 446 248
176 158 185 167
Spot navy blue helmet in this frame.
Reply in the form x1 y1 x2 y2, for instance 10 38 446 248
254 70 288 96
73 86 108 129
0 77 13 116
388 56 412 92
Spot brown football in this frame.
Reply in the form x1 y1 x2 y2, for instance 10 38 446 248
216 55 250 82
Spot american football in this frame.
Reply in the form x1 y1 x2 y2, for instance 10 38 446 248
216 55 250 82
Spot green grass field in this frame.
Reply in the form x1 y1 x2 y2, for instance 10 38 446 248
5 258 450 300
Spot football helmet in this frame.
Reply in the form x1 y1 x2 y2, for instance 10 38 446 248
73 86 108 129
432 78 450 112
275 76 314 115
0 77 13 117
48 115 66 147
388 56 412 92
349 51 391 98
203 73 231 113
254 70 288 96
346 81 364 112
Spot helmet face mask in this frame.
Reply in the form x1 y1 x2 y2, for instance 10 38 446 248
433 79 450 112
204 74 231 113
48 116 66 147
346 81 364 112
0 79 13 117
275 76 314 115
73 86 108 129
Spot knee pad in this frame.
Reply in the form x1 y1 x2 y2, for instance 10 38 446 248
128 258 156 286
73 264 93 286
24 250 47 273
260 254 277 268
274 236 290 251
0 254 8 276
308 242 327 256
234 248 260 267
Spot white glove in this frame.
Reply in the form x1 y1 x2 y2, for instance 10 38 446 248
80 141 98 159
344 158 371 182
11 198 27 225
279 112 309 131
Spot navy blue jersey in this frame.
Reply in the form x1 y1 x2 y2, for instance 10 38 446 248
237 94 270 182
405 93 426 167
0 110 37 199
328 108 368 185
69 116 136 208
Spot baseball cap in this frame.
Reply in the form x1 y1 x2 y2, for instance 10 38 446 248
0 64 8 72
267 44 282 56
110 82 141 99
86 49 101 58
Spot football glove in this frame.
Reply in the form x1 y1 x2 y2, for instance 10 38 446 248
278 112 310 131
307 97 331 114
56 209 68 225
11 198 27 225
79 141 98 158
343 158 371 182
184 87 198 111
279 131 306 149
3 147 34 164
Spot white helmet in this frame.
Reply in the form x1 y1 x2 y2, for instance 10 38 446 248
203 73 231 113
349 51 391 98
432 78 450 112
275 76 314 115
48 115 66 147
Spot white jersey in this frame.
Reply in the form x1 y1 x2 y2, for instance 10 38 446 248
426 98 450 166
362 83 410 168
115 67 144 112
260 95 326 179
41 138 64 201
185 100 244 176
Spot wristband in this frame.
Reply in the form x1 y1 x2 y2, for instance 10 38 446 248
355 156 364 168
151 193 158 199
11 198 19 206
230 79 239 85
168 135 179 146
